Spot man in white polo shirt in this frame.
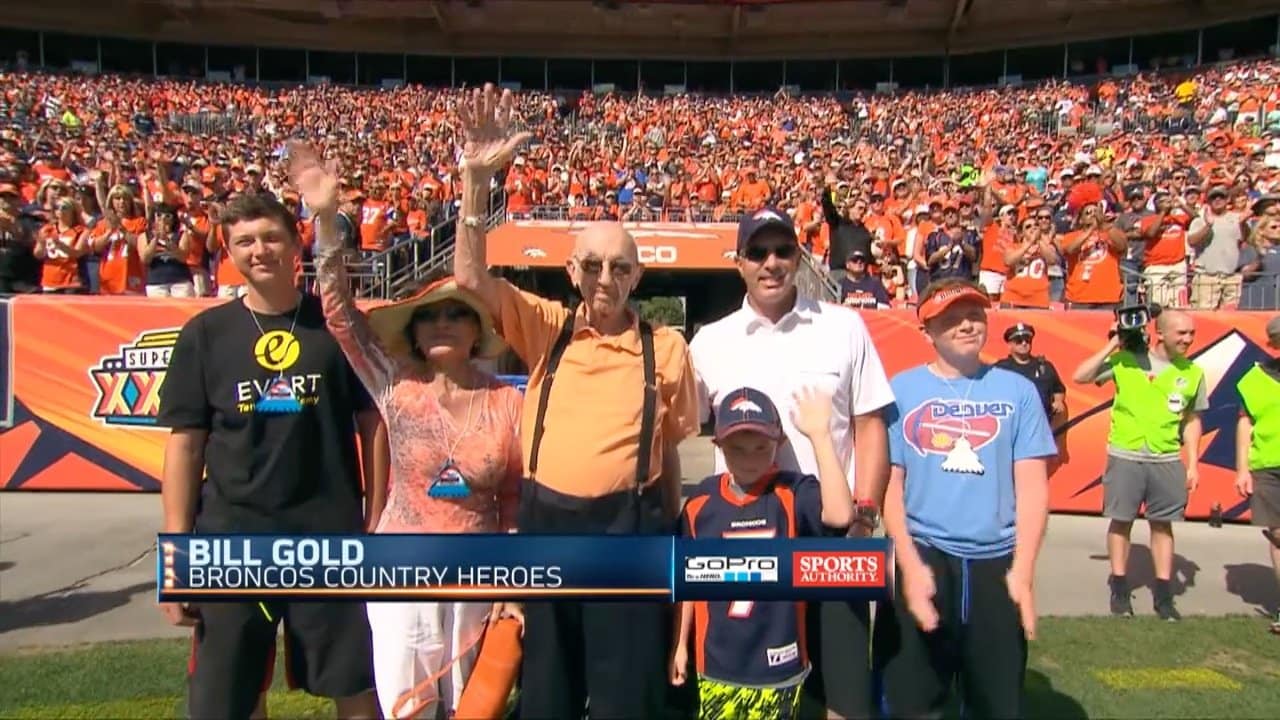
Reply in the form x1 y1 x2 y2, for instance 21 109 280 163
689 207 895 720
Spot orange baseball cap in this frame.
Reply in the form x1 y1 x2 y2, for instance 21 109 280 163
918 284 991 323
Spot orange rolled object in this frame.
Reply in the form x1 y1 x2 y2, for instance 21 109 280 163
455 617 523 720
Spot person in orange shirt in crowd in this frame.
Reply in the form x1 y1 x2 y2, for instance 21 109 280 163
978 204 1018 300
92 183 147 295
1138 191 1191 309
1001 212 1059 309
1060 203 1128 309
34 197 88 293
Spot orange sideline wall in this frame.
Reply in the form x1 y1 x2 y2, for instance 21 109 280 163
0 295 1271 522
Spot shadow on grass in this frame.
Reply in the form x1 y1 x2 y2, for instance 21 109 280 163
0 582 152 634
1026 668 1089 719
1224 562 1280 616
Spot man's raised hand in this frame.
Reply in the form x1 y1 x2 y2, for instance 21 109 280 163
456 83 533 179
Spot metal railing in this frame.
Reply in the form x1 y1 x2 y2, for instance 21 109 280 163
298 188 506 300
1116 268 1280 311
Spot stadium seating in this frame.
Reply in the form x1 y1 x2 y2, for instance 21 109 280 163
0 57 1277 308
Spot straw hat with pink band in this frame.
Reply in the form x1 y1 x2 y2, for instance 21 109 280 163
365 276 507 361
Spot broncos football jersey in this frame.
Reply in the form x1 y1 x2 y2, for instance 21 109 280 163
680 470 824 687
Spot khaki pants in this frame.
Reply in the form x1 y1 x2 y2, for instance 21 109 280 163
1191 272 1241 310
1143 262 1187 308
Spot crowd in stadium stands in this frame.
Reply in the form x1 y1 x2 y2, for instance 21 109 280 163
0 58 1278 309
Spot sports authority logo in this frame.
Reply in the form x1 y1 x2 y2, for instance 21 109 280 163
901 399 1013 457
792 551 886 587
683 556 779 583
89 329 181 427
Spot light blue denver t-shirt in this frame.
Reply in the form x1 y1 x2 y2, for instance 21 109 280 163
886 364 1058 559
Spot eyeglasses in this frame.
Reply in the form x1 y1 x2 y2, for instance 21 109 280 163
742 242 799 263
576 257 635 277
413 305 476 323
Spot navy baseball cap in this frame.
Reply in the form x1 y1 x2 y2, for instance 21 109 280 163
737 207 796 252
1004 322 1036 342
715 387 784 442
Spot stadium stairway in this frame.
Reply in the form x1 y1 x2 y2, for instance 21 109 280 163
318 194 842 304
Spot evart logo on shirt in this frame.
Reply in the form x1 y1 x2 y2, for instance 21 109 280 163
235 330 322 415
901 398 1014 458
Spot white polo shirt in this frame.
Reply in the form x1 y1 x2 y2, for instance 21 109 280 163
689 295 895 493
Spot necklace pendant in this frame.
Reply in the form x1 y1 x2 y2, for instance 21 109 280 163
427 458 472 499
941 436 986 475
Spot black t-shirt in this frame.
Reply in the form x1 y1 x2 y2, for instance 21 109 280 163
994 355 1065 418
157 293 374 533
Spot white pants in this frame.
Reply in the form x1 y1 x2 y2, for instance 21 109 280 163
217 283 248 298
145 282 195 298
366 601 490 720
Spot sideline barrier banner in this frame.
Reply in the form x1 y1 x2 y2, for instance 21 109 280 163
486 220 740 269
0 295 1271 522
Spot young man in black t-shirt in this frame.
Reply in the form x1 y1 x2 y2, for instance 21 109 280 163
156 193 382 720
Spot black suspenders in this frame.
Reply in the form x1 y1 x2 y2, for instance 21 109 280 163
526 307 658 492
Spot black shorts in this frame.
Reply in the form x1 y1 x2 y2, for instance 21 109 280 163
187 600 374 720
873 544 1027 719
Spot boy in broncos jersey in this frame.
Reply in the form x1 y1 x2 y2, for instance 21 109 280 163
671 386 854 720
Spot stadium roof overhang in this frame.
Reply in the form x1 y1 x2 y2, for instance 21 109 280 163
5 0 1278 61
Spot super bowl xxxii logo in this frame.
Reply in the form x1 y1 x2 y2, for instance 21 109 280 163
89 329 182 427
902 399 1014 458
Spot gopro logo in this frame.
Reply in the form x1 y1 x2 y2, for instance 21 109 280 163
684 556 779 583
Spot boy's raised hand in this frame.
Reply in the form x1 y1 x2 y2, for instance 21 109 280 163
790 386 834 439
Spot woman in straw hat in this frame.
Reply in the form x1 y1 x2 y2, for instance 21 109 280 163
289 141 525 720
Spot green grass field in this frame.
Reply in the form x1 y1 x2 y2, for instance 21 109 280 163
1 616 1277 719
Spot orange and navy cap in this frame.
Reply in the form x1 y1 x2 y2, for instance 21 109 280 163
715 387 783 442
918 284 991 323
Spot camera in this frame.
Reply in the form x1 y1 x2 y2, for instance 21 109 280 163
1109 303 1162 353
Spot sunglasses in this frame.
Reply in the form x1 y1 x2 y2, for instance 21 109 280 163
576 257 635 277
1021 222 1037 230
1009 335 1032 343
413 305 476 323
742 242 799 263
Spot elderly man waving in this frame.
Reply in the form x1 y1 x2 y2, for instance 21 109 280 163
452 84 700 719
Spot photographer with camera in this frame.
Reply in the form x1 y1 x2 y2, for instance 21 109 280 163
1072 306 1205 621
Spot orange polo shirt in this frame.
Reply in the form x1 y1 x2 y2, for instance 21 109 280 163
492 280 700 498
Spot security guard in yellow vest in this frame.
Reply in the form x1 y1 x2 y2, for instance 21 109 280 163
1234 316 1280 634
1073 310 1205 621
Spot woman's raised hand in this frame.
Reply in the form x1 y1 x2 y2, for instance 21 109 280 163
287 141 340 219
456 83 533 179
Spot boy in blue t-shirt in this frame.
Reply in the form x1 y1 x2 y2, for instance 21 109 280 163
874 278 1058 719
670 386 854 720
